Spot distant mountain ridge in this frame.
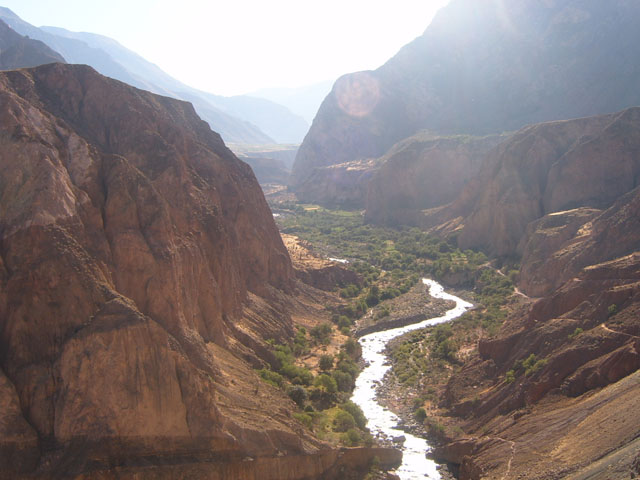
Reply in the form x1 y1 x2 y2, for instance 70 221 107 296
0 7 308 144
250 80 335 124
0 18 64 69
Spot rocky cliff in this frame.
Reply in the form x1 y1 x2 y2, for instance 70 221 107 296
291 0 640 202
0 63 392 479
365 133 506 226
0 18 65 69
424 107 640 258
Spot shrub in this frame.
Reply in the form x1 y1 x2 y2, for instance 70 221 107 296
522 353 548 376
341 401 367 430
293 327 309 356
505 370 515 383
332 370 354 392
337 315 353 329
319 354 334 371
342 338 361 359
568 327 584 340
310 322 333 345
415 407 427 423
293 412 313 429
314 374 337 393
375 306 390 320
258 369 283 388
365 286 380 307
287 385 308 408
340 428 361 446
333 409 356 432
608 304 618 317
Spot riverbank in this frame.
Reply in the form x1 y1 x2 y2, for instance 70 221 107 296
356 281 455 337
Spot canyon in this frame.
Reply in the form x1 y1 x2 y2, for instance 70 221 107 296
2 0 640 478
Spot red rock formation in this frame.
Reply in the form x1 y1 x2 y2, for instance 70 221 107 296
425 108 640 257
434 187 640 478
0 64 394 479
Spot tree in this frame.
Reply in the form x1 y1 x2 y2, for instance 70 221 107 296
314 374 337 393
333 409 356 432
319 354 334 371
287 385 308 408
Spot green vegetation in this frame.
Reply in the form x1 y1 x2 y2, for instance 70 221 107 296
608 304 618 317
268 204 521 448
319 354 334 371
274 207 491 319
568 327 584 340
310 322 333 345
256 325 369 446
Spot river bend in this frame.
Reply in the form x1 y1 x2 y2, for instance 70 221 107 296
351 279 472 479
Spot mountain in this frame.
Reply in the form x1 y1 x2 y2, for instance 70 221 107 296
250 80 335 124
290 0 640 198
0 7 308 145
387 105 640 478
241 156 290 185
39 25 309 144
434 183 640 480
199 92 309 144
0 18 64 68
0 63 397 478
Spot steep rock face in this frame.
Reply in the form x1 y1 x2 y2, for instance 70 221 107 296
295 158 380 208
242 156 290 185
0 18 65 69
365 133 506 226
0 64 391 479
291 0 640 196
426 108 640 257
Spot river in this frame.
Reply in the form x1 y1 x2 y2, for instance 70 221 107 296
351 279 473 479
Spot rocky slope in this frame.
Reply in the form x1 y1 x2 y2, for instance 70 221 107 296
433 185 640 479
0 18 65 69
365 133 506 225
291 0 640 201
424 107 640 258
0 63 394 479
282 234 361 291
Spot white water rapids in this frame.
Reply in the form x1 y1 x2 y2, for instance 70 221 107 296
351 279 473 479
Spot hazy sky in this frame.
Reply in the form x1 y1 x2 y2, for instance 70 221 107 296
2 0 449 96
